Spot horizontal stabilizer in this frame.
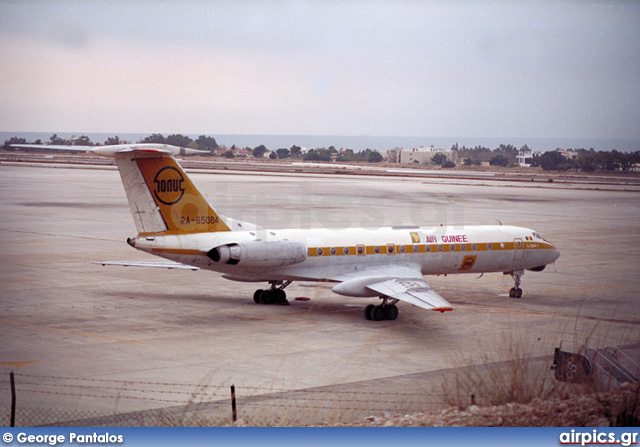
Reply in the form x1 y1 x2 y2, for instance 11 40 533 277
94 261 199 270
10 143 208 158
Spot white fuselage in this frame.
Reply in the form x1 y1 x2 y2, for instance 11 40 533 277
127 224 559 296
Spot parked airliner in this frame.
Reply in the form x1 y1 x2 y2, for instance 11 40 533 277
13 143 559 321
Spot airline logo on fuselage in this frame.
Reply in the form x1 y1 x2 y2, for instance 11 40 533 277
153 166 185 205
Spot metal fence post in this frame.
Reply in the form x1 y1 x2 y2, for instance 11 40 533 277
10 371 16 427
231 384 237 423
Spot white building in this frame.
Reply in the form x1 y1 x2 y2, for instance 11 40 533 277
517 148 533 167
398 146 450 164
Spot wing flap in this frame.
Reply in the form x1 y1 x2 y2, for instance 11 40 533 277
366 278 454 312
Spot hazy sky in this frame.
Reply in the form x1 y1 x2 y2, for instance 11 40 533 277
1 1 638 139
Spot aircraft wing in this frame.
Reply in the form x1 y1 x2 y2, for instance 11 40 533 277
94 261 200 270
365 278 453 312
332 265 454 312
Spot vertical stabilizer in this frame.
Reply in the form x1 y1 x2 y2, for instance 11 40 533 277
116 153 231 235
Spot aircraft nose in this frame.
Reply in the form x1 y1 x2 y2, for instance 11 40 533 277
548 241 560 262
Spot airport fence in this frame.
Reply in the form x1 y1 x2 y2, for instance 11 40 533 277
1 372 450 427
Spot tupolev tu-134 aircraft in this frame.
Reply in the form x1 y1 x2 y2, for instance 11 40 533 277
14 143 560 321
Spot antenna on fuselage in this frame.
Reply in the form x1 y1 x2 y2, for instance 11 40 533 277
496 219 503 226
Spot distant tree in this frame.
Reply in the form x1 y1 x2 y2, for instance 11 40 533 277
538 151 572 171
222 150 235 159
495 144 518 164
337 149 356 162
166 134 193 148
276 148 291 159
252 145 267 158
74 135 93 146
442 160 456 168
463 157 474 166
303 149 331 161
104 136 121 146
489 154 509 167
4 137 27 150
290 145 302 158
195 135 218 152
49 134 69 145
367 150 383 163
141 133 166 144
431 153 447 165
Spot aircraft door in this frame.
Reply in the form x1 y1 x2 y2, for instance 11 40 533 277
514 238 524 260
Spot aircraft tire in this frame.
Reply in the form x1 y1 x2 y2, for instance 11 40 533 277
371 305 386 321
365 304 375 320
274 289 287 303
253 289 263 304
261 290 273 305
385 304 399 321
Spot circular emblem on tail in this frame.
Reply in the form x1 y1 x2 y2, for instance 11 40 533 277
153 166 185 205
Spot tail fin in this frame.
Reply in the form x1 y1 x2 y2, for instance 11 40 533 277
116 152 232 235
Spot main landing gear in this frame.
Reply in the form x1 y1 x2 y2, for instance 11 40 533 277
253 280 292 305
508 270 524 298
365 297 399 321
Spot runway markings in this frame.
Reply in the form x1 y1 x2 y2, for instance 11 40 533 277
0 361 39 368
444 196 467 207
0 318 141 344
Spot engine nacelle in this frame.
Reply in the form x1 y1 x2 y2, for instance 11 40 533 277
332 276 385 297
207 240 307 268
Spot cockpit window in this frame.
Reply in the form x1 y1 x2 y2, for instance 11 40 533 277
533 232 550 243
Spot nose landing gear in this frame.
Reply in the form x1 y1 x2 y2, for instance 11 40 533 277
507 270 524 298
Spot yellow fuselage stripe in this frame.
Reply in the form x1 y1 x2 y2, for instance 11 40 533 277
307 241 553 257
148 241 553 258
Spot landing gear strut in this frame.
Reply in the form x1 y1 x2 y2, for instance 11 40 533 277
508 270 524 298
365 297 399 321
254 280 292 305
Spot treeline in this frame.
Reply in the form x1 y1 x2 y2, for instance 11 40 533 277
534 149 640 172
4 134 638 171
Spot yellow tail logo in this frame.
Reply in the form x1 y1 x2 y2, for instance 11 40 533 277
136 157 231 234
